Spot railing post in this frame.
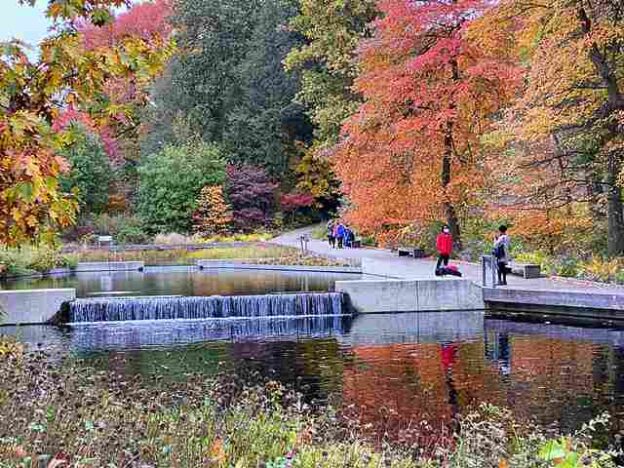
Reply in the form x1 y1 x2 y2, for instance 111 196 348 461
482 255 486 287
491 255 497 289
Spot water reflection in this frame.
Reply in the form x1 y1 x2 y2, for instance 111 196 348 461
0 267 362 297
4 311 624 443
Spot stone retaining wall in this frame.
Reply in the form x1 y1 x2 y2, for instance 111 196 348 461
75 261 144 272
0 289 76 325
335 278 484 313
484 288 624 314
196 260 362 274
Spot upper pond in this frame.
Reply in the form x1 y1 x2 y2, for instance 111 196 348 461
0 267 361 297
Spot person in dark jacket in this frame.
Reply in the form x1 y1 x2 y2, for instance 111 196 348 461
493 225 511 286
335 222 346 249
435 225 453 273
326 221 336 248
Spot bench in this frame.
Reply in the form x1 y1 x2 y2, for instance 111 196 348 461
509 262 541 279
397 246 426 258
96 235 114 248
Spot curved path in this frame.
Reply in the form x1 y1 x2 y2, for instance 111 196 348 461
272 226 624 295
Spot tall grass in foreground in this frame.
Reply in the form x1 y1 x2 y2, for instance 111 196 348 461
0 342 619 467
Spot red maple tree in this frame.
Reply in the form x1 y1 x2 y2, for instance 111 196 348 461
333 0 521 245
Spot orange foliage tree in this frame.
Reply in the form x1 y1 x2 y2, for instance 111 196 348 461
483 0 624 255
192 185 232 236
332 0 521 246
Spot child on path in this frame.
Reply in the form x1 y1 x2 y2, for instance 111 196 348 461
435 225 453 273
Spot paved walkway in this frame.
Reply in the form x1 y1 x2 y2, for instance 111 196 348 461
272 227 624 295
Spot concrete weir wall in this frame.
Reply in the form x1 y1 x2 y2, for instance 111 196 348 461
196 260 361 274
75 261 144 272
0 289 76 325
335 279 484 313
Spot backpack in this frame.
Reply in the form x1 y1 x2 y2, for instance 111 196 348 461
492 243 505 259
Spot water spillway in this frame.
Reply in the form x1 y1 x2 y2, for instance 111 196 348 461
61 292 345 323
69 315 351 351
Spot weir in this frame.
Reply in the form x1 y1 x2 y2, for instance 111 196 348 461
68 315 351 350
60 292 345 323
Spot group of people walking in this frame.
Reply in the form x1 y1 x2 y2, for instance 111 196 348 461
435 224 511 286
326 221 356 249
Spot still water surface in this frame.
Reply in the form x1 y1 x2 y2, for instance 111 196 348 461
0 267 361 297
7 311 624 444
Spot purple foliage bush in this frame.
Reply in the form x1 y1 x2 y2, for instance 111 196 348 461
226 164 277 231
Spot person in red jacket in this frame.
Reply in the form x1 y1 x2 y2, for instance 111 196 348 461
435 225 453 273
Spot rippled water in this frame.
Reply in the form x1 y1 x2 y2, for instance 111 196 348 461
6 311 624 442
0 267 361 297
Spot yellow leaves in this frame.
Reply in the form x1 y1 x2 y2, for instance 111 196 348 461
208 437 226 463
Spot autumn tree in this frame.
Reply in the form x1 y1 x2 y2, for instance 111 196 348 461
333 0 521 245
285 0 378 208
192 186 232 236
78 0 175 161
0 0 173 245
487 0 624 255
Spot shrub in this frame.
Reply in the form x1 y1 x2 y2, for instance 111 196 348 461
580 257 624 284
0 245 76 276
25 245 60 272
138 142 226 234
92 213 125 236
152 233 194 245
89 214 149 245
116 225 150 245
192 185 232 236
514 251 554 273
226 165 277 231
553 256 583 278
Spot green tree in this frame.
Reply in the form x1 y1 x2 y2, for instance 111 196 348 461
137 142 226 233
143 0 310 179
284 0 378 205
59 125 112 215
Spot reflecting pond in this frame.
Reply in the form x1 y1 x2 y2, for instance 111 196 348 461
6 311 624 445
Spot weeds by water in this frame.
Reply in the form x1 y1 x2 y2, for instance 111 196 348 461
0 343 619 467
72 244 352 267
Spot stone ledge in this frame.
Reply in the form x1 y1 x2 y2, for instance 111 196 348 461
0 289 76 325
196 260 361 274
75 261 144 272
484 288 624 312
335 279 484 313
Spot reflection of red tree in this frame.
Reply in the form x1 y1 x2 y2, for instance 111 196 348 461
509 338 596 426
451 343 506 410
343 343 453 448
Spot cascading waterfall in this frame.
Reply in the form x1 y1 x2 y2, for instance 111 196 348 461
64 292 345 323
69 315 352 351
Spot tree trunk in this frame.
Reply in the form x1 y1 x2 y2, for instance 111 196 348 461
606 152 624 255
443 120 461 248
441 58 462 248
577 5 624 255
